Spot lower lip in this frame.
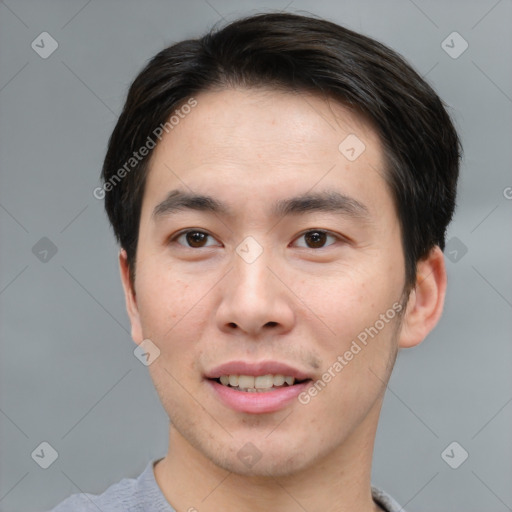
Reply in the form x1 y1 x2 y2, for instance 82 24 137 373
207 379 311 414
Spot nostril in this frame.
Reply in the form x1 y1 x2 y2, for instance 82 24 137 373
225 321 278 330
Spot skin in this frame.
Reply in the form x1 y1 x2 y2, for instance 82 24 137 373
119 87 447 512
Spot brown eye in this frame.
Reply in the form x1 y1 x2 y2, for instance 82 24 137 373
173 230 219 248
186 231 208 247
305 231 327 248
295 230 338 249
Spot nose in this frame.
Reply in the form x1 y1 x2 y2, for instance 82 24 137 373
215 249 295 337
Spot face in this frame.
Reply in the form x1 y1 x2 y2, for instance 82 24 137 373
123 88 410 477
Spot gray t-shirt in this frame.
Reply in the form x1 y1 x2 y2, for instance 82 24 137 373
49 459 406 512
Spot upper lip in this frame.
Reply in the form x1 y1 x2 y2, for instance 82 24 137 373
205 360 312 381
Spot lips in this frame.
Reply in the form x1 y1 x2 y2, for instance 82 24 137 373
205 360 313 414
205 360 312 381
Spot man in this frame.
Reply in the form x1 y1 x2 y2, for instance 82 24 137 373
51 12 460 512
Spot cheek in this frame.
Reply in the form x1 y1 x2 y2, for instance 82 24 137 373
293 266 401 381
293 269 379 341
135 269 208 353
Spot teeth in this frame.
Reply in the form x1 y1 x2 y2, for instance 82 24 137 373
255 375 274 389
273 374 285 386
217 374 298 390
238 375 255 388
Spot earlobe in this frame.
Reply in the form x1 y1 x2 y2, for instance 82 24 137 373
398 246 447 349
119 249 144 344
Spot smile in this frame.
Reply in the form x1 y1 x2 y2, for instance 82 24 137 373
216 374 302 392
205 360 313 413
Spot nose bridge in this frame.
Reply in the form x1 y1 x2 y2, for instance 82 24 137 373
232 245 274 306
231 234 273 294
215 239 294 335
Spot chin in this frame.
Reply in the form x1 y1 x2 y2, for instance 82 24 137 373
205 434 322 478
221 451 312 478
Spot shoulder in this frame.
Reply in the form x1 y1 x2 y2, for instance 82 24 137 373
48 460 171 512
49 479 138 511
371 486 406 512
49 475 142 512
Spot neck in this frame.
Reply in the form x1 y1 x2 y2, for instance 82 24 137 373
154 399 384 512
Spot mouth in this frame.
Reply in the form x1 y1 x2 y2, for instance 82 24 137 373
204 361 313 413
211 374 310 392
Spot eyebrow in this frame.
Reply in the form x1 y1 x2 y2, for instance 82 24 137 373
152 189 370 222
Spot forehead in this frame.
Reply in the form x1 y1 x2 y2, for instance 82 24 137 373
143 87 392 219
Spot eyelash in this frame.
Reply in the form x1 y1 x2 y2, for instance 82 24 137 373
169 229 344 249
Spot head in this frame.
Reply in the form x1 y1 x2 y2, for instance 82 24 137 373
101 13 460 476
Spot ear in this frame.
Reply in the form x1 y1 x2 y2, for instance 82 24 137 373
398 246 447 349
119 249 144 344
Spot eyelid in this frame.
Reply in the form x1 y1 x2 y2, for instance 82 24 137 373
169 229 222 248
169 228 348 249
292 229 347 248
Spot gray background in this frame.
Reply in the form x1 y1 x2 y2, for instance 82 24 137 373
1 0 511 511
